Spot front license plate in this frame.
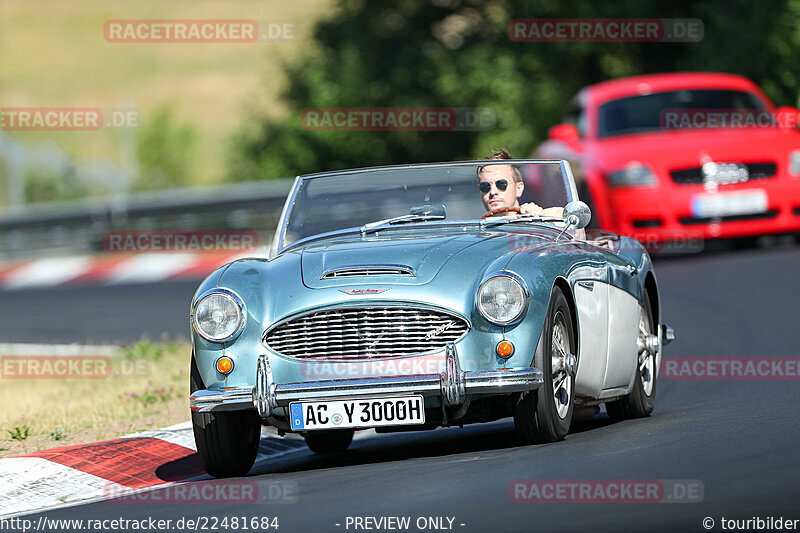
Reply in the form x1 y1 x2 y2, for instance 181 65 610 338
289 395 425 431
691 189 768 218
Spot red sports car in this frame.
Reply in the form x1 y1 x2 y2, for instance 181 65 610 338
533 72 800 249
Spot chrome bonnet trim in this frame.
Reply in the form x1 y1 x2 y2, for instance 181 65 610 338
320 264 416 279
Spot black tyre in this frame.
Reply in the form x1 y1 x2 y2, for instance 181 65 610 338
304 430 354 454
190 354 261 478
514 286 576 443
605 292 657 420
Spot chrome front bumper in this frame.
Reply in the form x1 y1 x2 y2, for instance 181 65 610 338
190 342 544 415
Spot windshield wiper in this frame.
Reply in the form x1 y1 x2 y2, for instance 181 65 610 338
361 214 446 234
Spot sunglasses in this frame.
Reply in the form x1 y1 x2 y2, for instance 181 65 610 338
479 179 509 193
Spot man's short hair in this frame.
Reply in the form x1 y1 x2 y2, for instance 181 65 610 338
477 147 522 183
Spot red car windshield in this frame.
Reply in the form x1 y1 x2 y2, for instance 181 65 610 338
597 89 768 138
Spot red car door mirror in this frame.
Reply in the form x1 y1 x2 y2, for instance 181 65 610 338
548 123 581 143
775 106 800 129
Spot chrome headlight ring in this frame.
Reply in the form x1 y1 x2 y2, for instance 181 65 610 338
477 270 530 326
191 288 247 343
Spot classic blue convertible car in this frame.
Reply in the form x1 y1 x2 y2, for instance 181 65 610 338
189 159 674 477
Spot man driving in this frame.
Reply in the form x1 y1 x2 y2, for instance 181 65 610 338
478 148 564 218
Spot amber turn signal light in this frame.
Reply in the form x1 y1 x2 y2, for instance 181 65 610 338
496 340 514 358
216 356 234 374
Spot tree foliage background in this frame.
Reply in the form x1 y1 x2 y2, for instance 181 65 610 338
228 0 800 181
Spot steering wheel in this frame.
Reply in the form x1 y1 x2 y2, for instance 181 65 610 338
481 207 520 219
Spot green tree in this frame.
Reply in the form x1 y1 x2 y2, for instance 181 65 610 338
229 0 800 181
136 107 196 190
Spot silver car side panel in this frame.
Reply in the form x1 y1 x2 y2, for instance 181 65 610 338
598 386 630 399
573 276 610 398
603 284 640 390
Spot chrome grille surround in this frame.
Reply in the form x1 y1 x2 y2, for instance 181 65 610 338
264 304 470 360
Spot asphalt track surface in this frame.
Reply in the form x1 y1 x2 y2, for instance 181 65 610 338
10 245 800 532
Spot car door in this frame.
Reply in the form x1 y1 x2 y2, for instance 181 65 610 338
568 243 610 399
600 250 641 393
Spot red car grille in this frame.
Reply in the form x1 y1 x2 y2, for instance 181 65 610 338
679 210 778 225
670 162 776 184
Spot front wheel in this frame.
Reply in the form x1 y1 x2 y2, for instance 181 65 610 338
514 286 576 443
190 354 261 478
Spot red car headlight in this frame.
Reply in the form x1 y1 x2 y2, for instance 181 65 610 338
790 150 800 176
608 164 657 187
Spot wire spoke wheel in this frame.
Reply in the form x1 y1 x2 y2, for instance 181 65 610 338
605 291 657 420
514 286 576 443
637 314 655 396
551 312 573 420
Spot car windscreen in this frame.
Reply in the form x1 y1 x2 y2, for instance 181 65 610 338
597 89 768 138
280 161 569 249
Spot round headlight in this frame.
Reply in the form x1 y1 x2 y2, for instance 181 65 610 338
193 289 245 342
477 273 528 325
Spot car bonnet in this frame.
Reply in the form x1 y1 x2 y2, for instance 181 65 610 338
298 228 554 288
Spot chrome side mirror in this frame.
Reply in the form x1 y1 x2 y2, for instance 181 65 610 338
563 201 591 229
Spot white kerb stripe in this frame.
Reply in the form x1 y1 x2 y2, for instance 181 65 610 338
2 256 92 290
124 424 196 450
104 253 198 284
0 457 128 517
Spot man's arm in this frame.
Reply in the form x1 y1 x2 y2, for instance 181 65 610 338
520 203 565 219
541 206 565 218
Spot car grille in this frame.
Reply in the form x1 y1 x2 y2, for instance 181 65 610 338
678 210 778 225
670 162 776 184
264 306 469 360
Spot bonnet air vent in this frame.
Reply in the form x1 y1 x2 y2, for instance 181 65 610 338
321 265 415 279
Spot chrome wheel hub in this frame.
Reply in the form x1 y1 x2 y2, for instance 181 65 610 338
551 313 573 419
636 312 656 396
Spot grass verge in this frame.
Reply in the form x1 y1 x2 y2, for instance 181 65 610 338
0 339 192 458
